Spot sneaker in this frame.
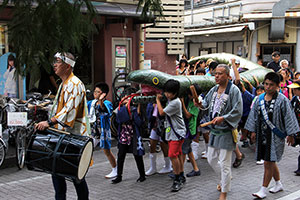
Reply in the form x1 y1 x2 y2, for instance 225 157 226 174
256 160 264 165
136 176 146 182
171 180 182 192
201 152 207 159
145 167 156 176
186 170 201 177
179 175 186 183
252 192 266 199
111 176 122 184
168 173 175 179
201 151 206 155
269 183 283 193
294 170 300 176
252 187 267 199
105 168 117 179
241 141 249 148
158 166 172 174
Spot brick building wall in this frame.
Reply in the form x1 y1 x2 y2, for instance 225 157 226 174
144 40 177 75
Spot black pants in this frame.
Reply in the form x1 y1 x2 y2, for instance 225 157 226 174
117 143 145 177
297 154 300 171
52 175 89 200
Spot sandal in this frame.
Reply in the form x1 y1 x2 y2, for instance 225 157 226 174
233 153 245 168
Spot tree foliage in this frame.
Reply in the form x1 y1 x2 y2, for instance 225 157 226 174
137 0 164 21
0 0 163 78
1 0 96 76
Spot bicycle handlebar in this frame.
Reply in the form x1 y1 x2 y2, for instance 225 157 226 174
8 97 33 109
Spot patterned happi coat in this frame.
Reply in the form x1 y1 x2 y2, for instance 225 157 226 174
51 73 90 136
116 105 145 156
88 99 113 148
245 93 299 162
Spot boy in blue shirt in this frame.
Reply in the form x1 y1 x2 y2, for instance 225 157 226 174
87 83 117 179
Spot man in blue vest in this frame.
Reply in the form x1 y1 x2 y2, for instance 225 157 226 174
195 64 243 200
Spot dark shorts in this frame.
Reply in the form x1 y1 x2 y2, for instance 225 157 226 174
239 116 248 129
258 144 272 162
182 138 192 154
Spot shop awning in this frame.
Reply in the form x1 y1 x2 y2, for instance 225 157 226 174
184 25 246 37
87 2 143 18
243 11 300 20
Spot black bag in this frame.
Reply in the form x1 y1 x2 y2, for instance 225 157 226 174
156 116 166 142
292 132 300 147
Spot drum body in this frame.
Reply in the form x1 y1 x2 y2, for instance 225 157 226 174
26 129 93 181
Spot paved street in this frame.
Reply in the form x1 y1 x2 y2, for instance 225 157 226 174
0 140 300 200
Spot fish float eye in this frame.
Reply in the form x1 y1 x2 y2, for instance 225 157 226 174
152 77 159 85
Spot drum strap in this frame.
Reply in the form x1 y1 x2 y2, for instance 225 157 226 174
52 134 66 174
84 97 91 136
50 83 63 118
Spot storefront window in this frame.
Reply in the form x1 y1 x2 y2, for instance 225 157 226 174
261 45 294 66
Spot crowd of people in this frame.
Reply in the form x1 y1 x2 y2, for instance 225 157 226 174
35 51 300 200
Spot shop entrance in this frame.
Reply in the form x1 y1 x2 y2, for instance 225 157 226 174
112 37 132 83
260 44 295 67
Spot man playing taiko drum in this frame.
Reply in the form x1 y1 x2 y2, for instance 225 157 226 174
36 52 90 200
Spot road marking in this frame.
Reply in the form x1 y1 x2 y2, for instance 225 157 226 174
0 174 50 187
276 190 300 200
0 160 110 187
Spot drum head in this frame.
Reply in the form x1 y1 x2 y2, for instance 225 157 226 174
78 140 93 180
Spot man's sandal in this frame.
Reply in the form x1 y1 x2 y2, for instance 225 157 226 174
233 153 245 168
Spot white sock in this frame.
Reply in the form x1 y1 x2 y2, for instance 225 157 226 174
205 143 208 152
261 186 267 192
275 180 282 185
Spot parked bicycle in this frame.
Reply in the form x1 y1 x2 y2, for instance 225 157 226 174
0 93 50 169
0 130 6 167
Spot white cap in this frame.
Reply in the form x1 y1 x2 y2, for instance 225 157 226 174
54 52 76 68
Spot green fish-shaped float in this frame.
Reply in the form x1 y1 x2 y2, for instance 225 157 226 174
127 53 272 103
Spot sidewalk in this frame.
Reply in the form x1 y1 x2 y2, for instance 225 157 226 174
0 141 300 200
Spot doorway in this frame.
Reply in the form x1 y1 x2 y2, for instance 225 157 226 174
112 37 132 82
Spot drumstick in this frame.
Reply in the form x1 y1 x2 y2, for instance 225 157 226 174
200 121 214 128
190 85 199 103
48 127 70 135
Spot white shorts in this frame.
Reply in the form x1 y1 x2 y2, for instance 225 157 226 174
198 127 210 134
150 129 163 142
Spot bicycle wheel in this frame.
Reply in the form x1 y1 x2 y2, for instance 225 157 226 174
0 139 6 167
15 129 26 169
